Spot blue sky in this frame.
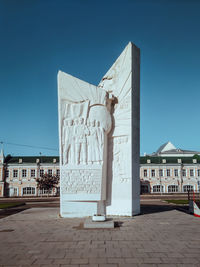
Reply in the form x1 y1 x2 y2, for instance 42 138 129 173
0 0 200 156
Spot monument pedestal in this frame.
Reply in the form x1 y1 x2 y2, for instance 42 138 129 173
84 218 114 229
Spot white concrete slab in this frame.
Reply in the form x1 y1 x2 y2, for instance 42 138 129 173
84 218 114 229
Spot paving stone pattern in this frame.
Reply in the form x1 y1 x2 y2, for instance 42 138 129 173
0 207 200 266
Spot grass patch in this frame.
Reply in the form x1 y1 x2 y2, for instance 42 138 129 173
0 203 25 209
165 199 189 205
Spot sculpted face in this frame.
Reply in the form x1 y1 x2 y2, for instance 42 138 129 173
64 120 69 126
79 118 84 124
74 119 79 125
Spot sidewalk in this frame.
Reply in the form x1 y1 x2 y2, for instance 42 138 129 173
0 206 200 267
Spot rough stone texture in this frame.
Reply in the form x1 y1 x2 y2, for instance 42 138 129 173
0 206 200 266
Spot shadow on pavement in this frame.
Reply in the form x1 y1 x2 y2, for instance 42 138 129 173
0 201 191 220
0 207 29 219
140 203 190 215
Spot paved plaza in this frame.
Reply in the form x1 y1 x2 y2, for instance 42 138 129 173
0 203 200 267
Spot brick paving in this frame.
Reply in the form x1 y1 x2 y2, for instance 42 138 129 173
0 205 200 266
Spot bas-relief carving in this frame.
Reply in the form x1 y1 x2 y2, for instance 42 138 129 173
112 136 131 183
58 74 113 201
61 169 101 194
62 116 105 166
58 42 140 217
61 100 111 166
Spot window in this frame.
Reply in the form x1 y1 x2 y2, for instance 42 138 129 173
168 185 178 193
159 169 163 177
141 185 149 194
13 188 18 196
190 169 194 177
153 185 163 193
6 170 9 178
56 187 60 195
167 169 170 177
40 169 44 177
174 169 178 177
198 169 200 177
39 188 52 195
183 185 193 192
48 169 52 176
198 181 200 192
144 169 147 177
151 169 155 177
31 169 35 178
22 169 27 178
13 170 18 178
23 187 35 195
182 169 186 177
56 169 60 177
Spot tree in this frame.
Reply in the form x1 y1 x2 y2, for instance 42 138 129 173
36 173 59 196
193 154 200 161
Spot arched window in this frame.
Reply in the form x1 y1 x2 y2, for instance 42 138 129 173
153 185 163 193
183 185 193 192
168 185 178 193
23 187 35 195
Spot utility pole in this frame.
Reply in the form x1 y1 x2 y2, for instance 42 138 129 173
180 162 183 193
159 156 163 195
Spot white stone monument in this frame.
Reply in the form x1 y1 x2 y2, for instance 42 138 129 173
58 42 140 217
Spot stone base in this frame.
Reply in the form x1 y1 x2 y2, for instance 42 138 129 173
92 214 106 221
84 218 114 229
60 201 97 218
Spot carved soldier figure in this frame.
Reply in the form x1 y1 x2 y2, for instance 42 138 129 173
86 120 93 164
96 121 104 162
73 118 88 164
87 120 99 164
62 119 73 165
78 118 89 164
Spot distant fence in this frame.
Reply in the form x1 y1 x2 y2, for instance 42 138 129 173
188 190 200 217
188 190 200 203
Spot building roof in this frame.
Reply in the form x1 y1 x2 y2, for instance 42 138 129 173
158 149 200 155
4 155 200 165
150 142 200 157
140 156 200 164
5 155 59 164
156 141 176 154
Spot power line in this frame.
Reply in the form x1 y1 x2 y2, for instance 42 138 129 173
0 141 59 151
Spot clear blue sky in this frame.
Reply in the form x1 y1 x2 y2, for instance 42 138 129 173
1 0 200 156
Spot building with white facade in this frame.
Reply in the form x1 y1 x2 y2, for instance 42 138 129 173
1 141 200 197
0 152 59 197
140 142 200 193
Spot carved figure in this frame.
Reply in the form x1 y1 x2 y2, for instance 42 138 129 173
87 121 94 164
62 119 73 165
58 42 141 218
78 118 89 164
96 121 104 161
